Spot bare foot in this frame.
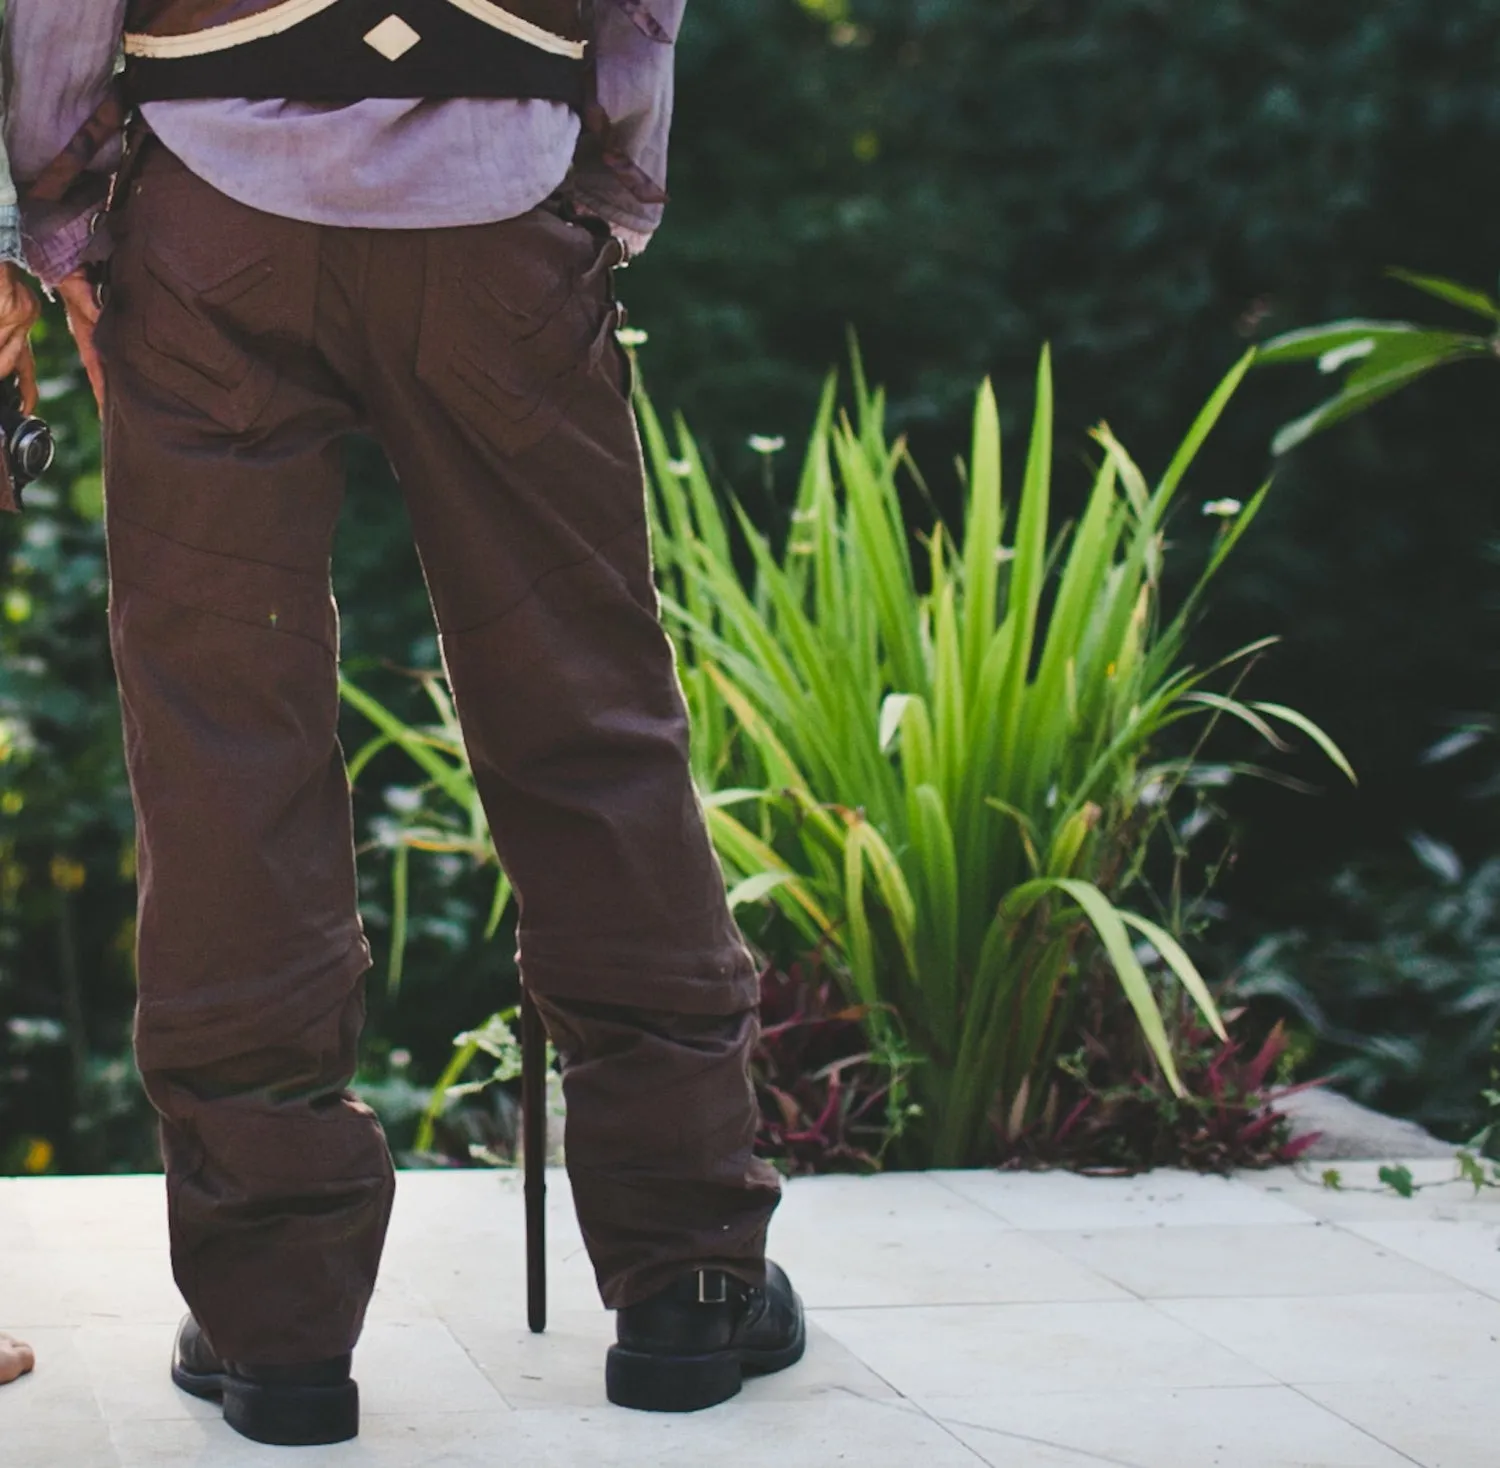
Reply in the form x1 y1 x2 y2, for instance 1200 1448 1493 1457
0 1334 35 1385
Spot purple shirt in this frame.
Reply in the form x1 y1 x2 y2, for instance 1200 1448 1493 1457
2 0 683 284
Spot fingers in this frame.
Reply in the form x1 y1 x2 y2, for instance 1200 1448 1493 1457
0 265 43 392
0 336 25 382
56 272 106 413
79 336 106 414
16 343 39 415
0 263 41 324
73 315 106 414
55 271 99 326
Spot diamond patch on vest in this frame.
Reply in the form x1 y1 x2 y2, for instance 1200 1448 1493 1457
364 14 421 60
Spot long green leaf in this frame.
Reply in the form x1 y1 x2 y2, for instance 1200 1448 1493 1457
1256 319 1432 364
1387 268 1500 323
340 678 473 809
705 805 833 943
1118 911 1226 1040
961 380 1003 698
991 349 1055 784
1151 349 1256 516
842 820 878 1007
388 842 409 996
1182 691 1290 749
1271 346 1485 455
1005 877 1185 1095
1250 702 1358 785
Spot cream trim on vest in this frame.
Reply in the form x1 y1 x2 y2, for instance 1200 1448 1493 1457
124 0 587 60
123 0 342 58
438 0 585 57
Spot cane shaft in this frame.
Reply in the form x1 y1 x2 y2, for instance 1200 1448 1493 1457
521 985 547 1333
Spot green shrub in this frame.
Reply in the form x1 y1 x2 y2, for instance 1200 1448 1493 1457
1237 855 1500 1142
642 352 1353 1164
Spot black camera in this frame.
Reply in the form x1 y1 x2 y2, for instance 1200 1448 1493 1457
0 376 56 509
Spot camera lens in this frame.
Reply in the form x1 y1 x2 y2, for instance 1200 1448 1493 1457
10 419 55 485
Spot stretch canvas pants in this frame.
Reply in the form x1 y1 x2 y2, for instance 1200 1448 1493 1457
95 139 782 1366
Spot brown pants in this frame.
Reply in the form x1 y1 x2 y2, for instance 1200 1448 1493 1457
95 140 781 1366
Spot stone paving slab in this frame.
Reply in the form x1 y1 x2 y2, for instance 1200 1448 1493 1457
1 1161 1497 1467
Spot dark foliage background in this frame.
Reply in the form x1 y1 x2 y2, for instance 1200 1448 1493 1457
4 0 1499 1168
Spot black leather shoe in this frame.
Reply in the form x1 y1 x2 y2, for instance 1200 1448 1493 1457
606 1262 806 1412
171 1315 359 1446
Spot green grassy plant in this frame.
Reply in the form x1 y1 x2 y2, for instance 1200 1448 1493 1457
633 349 1350 1166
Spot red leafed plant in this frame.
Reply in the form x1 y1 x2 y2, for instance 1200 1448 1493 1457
752 959 914 1175
752 950 1322 1176
997 1015 1323 1174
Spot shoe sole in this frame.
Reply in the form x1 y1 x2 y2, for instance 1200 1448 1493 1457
604 1317 808 1413
172 1362 359 1446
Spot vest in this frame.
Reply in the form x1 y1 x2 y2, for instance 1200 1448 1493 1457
122 0 591 106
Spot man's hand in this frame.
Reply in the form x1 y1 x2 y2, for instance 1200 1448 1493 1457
56 269 104 412
0 263 42 412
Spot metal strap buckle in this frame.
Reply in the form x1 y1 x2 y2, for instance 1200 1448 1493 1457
697 1270 728 1305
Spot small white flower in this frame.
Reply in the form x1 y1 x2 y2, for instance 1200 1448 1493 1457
1178 807 1214 842
1201 498 1243 518
369 816 404 847
667 458 692 478
616 326 650 348
384 786 425 815
748 434 787 455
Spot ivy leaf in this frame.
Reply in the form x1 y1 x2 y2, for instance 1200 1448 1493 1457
1457 1151 1488 1195
1378 1164 1416 1198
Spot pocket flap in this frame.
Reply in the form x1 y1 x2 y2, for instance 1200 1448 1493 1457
144 242 275 307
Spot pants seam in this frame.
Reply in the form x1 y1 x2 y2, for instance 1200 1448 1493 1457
111 571 337 657
110 507 329 581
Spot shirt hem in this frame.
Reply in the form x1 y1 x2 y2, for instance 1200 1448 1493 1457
140 99 581 232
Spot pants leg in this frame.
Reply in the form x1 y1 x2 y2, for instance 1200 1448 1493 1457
355 211 781 1307
97 143 394 1364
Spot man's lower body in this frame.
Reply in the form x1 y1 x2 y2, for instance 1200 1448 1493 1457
94 137 790 1437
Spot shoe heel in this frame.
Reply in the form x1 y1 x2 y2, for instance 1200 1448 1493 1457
222 1377 359 1446
606 1345 742 1413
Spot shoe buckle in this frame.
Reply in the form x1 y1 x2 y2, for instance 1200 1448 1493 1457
696 1270 728 1305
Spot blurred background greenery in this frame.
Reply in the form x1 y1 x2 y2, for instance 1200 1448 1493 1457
3 0 1499 1171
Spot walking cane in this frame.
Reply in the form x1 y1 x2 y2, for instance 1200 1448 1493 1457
520 984 548 1333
